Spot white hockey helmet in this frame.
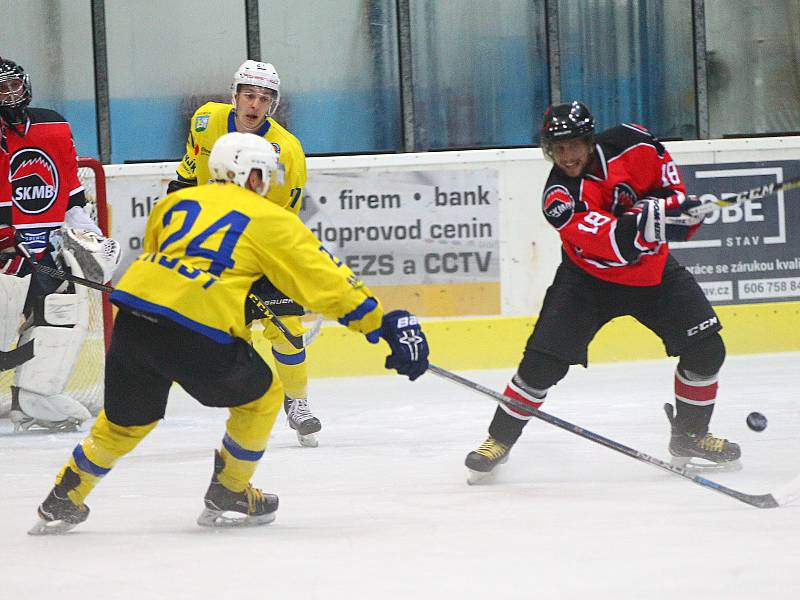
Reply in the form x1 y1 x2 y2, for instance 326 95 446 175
208 132 280 197
231 60 280 116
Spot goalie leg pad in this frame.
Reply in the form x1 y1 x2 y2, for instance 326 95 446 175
15 387 91 425
0 274 35 370
14 322 88 397
13 279 90 425
0 274 31 351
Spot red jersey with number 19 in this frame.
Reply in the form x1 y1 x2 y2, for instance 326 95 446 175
541 123 687 286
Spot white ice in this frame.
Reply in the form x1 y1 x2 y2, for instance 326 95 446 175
2 352 799 599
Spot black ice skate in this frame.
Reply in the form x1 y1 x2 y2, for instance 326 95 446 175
197 450 278 528
664 403 742 471
284 395 321 448
29 467 90 535
465 436 512 485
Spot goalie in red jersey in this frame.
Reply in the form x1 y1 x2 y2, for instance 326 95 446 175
465 101 740 483
0 56 121 432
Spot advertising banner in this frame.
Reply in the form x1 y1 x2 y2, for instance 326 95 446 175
671 161 800 305
302 169 500 315
106 173 171 278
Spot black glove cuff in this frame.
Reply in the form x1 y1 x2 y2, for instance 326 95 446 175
614 213 641 262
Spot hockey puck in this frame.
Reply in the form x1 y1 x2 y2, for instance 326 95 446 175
746 412 768 432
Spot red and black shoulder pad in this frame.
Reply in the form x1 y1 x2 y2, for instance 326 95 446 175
542 185 577 230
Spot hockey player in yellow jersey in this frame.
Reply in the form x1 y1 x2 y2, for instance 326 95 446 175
168 60 321 447
30 133 430 534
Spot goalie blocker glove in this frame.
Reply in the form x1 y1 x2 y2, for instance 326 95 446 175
57 227 122 284
378 310 429 381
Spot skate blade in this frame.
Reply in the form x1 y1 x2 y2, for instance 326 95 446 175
466 468 497 486
12 416 81 434
671 456 743 473
296 432 319 448
196 508 276 528
28 517 79 536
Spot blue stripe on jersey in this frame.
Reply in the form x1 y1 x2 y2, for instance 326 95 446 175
109 290 236 344
222 433 264 462
366 327 382 344
72 444 111 477
337 297 379 327
256 117 271 137
226 109 271 136
272 348 306 365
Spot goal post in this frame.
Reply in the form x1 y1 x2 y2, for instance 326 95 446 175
76 156 113 352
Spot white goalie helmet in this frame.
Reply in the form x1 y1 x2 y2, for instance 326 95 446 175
231 60 280 116
208 132 280 197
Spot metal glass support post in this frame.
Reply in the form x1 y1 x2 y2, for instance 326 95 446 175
545 0 561 105
397 0 416 152
692 0 710 139
245 0 261 61
90 0 111 164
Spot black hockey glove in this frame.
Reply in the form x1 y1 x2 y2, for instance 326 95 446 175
245 276 305 324
664 193 706 241
166 178 196 194
381 310 429 381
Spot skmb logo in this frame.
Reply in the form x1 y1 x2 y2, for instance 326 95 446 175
10 148 60 214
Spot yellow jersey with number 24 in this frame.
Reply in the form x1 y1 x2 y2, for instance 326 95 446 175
111 182 381 343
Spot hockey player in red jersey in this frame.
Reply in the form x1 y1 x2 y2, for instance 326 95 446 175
0 56 121 431
465 101 740 483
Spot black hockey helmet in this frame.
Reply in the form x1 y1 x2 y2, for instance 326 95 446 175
540 100 594 160
0 57 33 123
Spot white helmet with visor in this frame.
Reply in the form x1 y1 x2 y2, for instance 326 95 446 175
231 60 280 116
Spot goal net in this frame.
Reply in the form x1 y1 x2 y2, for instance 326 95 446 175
0 157 112 418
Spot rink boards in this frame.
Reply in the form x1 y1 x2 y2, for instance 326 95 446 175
299 299 800 377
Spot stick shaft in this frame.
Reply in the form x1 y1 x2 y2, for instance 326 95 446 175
666 175 800 225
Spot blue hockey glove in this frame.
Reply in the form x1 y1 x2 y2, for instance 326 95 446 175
381 310 429 381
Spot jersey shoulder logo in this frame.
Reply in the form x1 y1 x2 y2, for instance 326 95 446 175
195 115 210 132
10 148 60 214
271 142 281 156
542 185 575 229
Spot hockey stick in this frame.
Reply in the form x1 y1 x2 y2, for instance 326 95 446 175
16 243 309 351
427 363 781 509
666 175 800 225
244 290 306 349
18 247 114 294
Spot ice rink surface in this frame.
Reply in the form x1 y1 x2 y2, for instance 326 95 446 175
2 352 799 599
